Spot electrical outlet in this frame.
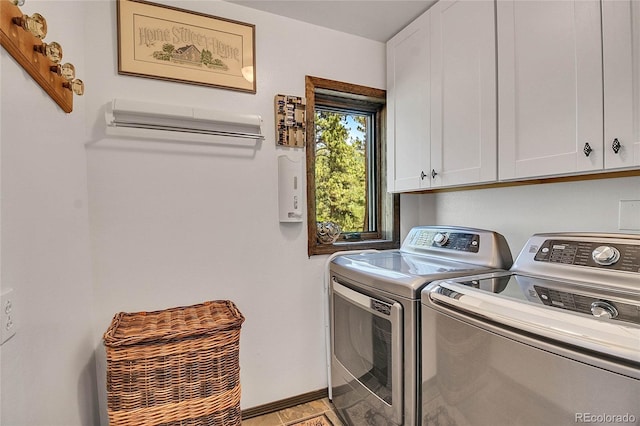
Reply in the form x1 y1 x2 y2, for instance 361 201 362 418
1 288 17 345
619 200 640 231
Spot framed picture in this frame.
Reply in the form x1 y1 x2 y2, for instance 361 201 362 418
117 0 256 93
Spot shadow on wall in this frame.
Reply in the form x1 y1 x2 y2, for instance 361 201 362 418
78 350 101 425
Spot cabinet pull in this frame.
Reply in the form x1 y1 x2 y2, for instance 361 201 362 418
420 171 426 180
583 143 593 157
612 138 621 154
431 169 438 179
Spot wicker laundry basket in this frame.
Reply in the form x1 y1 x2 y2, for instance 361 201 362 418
103 300 245 426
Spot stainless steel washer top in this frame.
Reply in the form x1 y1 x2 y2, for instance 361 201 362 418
331 225 513 299
423 232 640 368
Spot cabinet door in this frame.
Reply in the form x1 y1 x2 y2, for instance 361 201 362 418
498 1 603 180
387 11 430 192
603 0 640 169
430 0 496 188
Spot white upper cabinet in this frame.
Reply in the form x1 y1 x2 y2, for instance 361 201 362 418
387 1 496 192
388 0 638 192
430 0 497 187
603 0 640 169
497 1 603 180
387 10 431 192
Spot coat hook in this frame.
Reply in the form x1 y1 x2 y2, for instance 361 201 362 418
63 79 85 96
34 41 62 63
12 13 47 39
50 63 75 81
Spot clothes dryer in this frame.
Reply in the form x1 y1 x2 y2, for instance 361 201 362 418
329 226 513 425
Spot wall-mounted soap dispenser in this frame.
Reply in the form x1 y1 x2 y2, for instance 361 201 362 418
278 155 303 222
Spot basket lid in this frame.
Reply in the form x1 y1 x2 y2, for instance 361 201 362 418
103 300 244 347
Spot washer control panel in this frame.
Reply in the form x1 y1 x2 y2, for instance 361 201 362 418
406 229 480 253
534 239 640 272
534 285 639 324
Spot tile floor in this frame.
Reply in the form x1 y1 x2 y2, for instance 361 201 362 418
242 398 344 425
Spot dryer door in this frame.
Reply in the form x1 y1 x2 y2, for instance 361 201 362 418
331 280 403 425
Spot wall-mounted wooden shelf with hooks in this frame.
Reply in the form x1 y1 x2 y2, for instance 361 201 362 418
1 1 73 113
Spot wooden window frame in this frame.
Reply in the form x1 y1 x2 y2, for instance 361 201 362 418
306 76 400 256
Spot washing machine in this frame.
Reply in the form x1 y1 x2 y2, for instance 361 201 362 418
421 232 640 425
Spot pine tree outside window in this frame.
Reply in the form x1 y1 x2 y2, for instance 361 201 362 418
305 76 400 256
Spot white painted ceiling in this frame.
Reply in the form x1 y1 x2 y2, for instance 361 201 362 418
225 0 436 42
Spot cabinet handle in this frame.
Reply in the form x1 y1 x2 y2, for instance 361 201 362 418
420 171 426 180
612 138 621 154
583 143 593 157
431 169 438 179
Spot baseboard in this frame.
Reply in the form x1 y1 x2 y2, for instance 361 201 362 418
241 388 329 420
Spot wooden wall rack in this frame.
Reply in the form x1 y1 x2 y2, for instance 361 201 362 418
0 1 73 113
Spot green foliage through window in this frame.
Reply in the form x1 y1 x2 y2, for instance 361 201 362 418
314 109 370 233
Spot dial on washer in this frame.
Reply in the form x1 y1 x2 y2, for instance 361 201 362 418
590 301 618 319
591 246 621 266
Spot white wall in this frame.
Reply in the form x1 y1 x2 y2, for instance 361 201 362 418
3 1 638 425
1 0 388 424
0 16 3 425
415 176 640 258
83 0 387 422
1 2 98 425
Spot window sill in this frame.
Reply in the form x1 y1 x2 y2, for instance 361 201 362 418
309 238 400 256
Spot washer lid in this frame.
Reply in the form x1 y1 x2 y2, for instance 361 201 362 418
423 272 640 364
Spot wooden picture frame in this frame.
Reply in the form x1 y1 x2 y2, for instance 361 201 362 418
117 0 256 93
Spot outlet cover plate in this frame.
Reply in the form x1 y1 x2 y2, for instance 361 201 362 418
619 200 640 231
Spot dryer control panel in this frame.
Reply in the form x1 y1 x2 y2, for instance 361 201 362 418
405 229 480 253
534 239 640 272
399 226 512 270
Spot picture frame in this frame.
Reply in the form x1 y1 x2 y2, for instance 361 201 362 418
117 0 256 93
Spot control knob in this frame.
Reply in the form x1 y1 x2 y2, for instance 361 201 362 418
592 246 620 266
590 301 618 319
433 232 448 247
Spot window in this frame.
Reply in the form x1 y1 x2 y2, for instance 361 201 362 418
305 76 400 256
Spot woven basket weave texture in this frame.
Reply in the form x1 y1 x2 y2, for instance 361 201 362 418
103 300 245 426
